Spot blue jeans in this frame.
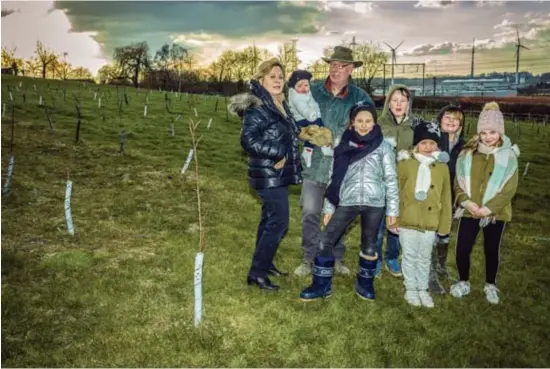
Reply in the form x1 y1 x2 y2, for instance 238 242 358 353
249 186 289 278
300 179 346 262
376 214 401 263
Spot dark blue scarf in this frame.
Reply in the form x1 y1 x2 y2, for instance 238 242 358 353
325 124 384 207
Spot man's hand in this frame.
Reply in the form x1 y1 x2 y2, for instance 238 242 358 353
274 157 286 169
323 213 333 227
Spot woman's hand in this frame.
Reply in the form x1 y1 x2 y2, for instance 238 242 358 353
274 157 286 169
323 213 333 227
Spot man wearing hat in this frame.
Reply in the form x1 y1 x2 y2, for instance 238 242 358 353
294 46 374 277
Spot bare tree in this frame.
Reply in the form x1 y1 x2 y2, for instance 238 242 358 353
1 46 17 68
114 41 151 87
352 41 388 95
35 41 58 79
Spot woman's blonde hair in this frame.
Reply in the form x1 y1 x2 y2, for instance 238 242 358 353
252 58 285 83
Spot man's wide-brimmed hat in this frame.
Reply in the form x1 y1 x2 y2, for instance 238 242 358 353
321 46 363 68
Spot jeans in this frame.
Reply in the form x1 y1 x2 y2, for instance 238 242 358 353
319 205 385 258
248 186 289 278
301 179 345 262
376 214 401 263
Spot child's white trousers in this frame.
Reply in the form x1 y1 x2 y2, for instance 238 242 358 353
399 228 436 291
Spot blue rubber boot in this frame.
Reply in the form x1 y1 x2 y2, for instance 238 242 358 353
355 252 378 301
299 255 335 301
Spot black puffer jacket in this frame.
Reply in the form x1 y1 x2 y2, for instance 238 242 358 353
436 104 466 202
229 80 302 190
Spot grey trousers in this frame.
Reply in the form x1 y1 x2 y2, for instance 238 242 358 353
399 228 436 291
300 179 346 262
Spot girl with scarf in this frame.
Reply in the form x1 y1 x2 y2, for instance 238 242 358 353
299 101 399 301
450 102 520 305
395 120 452 308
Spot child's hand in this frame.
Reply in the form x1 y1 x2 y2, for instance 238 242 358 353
388 227 400 235
465 201 480 216
323 213 333 226
476 206 492 217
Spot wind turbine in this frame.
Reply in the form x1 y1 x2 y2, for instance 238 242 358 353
513 29 529 85
470 38 475 78
384 40 404 85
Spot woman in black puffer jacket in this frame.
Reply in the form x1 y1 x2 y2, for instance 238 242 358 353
229 58 302 291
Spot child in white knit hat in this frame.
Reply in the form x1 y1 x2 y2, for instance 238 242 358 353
451 102 520 305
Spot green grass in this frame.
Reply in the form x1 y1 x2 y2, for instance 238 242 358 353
2 75 550 367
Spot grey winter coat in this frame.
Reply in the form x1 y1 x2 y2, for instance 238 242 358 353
323 140 399 216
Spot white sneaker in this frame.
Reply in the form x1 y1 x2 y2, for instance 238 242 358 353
301 148 313 168
418 290 435 308
484 283 500 304
405 290 421 307
450 281 471 298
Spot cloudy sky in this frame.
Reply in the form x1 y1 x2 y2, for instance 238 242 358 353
2 1 549 76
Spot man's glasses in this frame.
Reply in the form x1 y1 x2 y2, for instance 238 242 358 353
329 63 351 70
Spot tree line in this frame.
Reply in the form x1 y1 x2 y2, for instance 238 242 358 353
1 42 93 80
2 39 388 94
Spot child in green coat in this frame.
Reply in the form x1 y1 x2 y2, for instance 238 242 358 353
451 102 520 305
396 120 452 308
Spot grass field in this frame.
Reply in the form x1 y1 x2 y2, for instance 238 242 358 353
2 75 550 367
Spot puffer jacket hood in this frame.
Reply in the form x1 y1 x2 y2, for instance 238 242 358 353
380 84 414 125
228 93 262 119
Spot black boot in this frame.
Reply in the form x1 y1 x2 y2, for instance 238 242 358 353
436 241 450 279
268 264 289 277
428 247 446 295
247 276 280 291
299 255 335 301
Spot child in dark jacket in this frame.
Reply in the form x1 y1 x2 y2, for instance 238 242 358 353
429 105 466 294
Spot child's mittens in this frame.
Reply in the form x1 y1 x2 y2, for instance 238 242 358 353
321 146 333 157
302 147 313 168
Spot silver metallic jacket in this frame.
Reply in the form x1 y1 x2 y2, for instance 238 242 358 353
324 140 399 216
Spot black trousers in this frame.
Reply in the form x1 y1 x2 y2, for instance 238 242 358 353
319 205 385 258
455 217 506 284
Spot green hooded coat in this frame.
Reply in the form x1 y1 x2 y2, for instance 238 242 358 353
378 84 415 152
